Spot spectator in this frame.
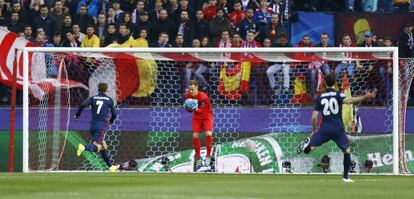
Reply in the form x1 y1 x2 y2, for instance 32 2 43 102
379 36 393 105
152 9 174 42
135 28 149 47
72 24 85 42
50 0 68 31
231 32 243 47
376 36 385 47
32 5 57 39
171 0 195 23
184 39 211 91
112 0 125 22
103 23 118 46
73 4 95 33
216 30 232 67
201 35 211 47
262 37 271 47
228 1 245 32
166 0 180 17
46 32 63 47
81 24 100 47
111 23 136 46
95 13 107 44
34 33 46 47
218 0 233 14
357 31 377 96
267 33 291 93
66 0 79 16
98 0 111 16
62 30 81 47
61 15 73 34
121 0 136 13
237 8 259 41
106 6 117 24
194 10 209 40
359 31 377 47
10 1 28 25
175 10 194 47
121 12 136 34
308 32 333 98
136 11 153 40
132 0 146 24
209 8 232 45
240 0 260 11
150 32 172 47
216 29 232 47
0 0 9 27
269 0 290 24
8 12 24 34
264 13 286 45
203 0 217 22
27 2 41 23
314 32 333 72
23 25 33 41
173 34 185 47
398 22 413 58
254 0 273 33
335 34 357 93
149 0 164 22
295 35 314 98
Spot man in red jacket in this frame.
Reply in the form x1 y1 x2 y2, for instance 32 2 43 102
185 80 214 171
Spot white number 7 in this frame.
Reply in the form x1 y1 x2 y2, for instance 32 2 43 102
96 100 103 114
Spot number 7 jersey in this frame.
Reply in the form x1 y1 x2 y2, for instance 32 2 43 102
76 92 117 124
314 88 346 133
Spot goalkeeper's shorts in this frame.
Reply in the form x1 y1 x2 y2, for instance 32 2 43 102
192 117 213 133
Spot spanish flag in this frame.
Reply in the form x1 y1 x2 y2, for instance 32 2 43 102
218 62 251 99
290 73 312 104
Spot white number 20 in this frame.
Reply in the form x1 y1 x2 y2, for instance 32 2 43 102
96 100 103 114
321 98 339 115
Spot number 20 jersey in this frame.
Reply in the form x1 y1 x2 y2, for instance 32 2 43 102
314 88 346 134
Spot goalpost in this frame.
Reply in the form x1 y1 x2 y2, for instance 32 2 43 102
21 47 409 174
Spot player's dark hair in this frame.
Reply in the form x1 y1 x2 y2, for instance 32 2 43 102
98 83 108 92
128 159 138 168
189 80 199 87
326 73 336 87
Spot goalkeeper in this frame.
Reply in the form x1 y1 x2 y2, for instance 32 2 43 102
74 83 119 172
184 80 214 171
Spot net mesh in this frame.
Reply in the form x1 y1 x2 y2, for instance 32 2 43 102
25 50 414 173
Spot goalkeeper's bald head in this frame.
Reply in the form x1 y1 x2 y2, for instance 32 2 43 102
98 83 108 93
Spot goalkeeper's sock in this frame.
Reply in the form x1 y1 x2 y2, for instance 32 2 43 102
343 153 351 179
85 144 98 152
205 135 213 157
192 138 201 159
100 150 112 167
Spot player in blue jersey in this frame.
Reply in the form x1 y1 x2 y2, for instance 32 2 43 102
74 83 119 172
298 73 376 182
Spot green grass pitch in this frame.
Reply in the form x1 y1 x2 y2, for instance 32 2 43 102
0 173 413 199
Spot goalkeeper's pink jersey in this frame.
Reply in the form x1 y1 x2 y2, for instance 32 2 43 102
185 91 213 119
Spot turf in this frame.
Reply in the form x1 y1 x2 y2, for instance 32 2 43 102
0 173 413 199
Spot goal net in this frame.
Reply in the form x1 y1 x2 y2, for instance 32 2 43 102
21 47 413 174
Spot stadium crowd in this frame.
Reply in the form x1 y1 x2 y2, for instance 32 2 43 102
0 0 413 106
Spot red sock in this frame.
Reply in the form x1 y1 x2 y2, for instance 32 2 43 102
206 135 213 157
192 138 201 159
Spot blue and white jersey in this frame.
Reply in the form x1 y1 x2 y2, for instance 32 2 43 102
314 88 346 134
